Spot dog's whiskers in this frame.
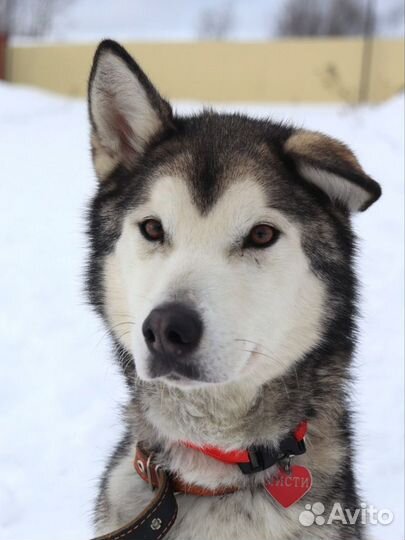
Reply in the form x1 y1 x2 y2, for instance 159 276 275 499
238 347 290 400
235 338 301 390
94 320 135 348
114 331 135 377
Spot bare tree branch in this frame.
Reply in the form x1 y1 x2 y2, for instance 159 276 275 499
197 1 235 40
0 0 73 37
277 0 371 37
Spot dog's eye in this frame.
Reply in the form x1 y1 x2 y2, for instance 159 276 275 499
139 219 164 242
245 224 279 249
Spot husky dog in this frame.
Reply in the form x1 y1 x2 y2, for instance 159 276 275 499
86 40 381 540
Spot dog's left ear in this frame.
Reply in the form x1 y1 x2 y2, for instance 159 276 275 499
284 130 381 211
88 40 173 181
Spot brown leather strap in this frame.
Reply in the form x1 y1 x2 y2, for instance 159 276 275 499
90 469 177 540
134 445 240 497
90 445 239 540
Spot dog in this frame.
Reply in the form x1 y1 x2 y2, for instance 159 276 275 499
86 40 381 540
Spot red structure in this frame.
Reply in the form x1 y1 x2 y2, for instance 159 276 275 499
0 33 7 79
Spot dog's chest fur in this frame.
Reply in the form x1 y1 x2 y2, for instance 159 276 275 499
94 372 363 540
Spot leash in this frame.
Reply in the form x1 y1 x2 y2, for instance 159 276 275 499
90 469 178 540
90 421 308 540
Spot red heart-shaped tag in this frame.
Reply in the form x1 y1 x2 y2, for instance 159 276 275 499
265 465 312 508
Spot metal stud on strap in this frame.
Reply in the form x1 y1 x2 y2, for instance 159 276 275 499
146 452 155 490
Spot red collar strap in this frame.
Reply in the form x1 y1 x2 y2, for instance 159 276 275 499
182 420 308 475
134 420 307 499
134 445 239 497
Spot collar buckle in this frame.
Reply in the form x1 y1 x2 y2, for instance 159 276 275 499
238 434 307 475
279 434 306 458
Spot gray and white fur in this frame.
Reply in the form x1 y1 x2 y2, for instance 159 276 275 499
85 40 381 540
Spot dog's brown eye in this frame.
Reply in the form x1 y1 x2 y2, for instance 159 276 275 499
246 224 279 248
140 219 164 242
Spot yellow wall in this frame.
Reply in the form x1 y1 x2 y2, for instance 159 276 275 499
5 39 404 103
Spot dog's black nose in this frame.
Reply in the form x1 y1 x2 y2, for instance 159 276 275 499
142 303 203 358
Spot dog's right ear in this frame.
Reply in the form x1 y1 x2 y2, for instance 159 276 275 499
88 40 173 181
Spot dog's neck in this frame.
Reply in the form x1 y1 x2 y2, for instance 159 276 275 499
133 375 275 448
125 348 350 489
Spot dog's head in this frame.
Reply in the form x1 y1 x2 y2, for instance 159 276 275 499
87 41 381 389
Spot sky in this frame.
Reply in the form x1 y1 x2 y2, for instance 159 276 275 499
13 0 404 43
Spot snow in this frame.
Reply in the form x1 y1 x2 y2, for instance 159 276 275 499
0 82 403 540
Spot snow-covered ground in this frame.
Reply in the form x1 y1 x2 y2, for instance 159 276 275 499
0 82 403 540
